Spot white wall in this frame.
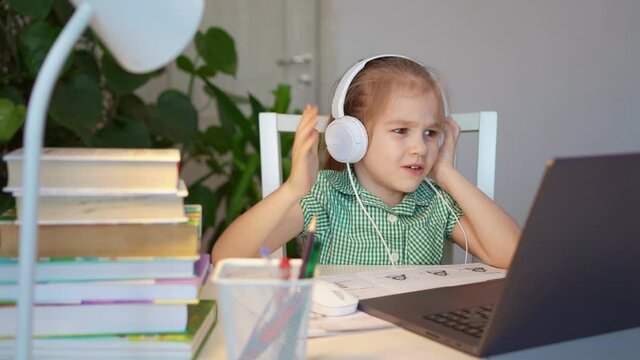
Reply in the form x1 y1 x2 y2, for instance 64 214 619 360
319 0 640 225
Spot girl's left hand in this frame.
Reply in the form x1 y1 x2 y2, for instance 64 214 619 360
429 116 461 183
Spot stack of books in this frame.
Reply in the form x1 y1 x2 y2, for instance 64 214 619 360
0 148 215 359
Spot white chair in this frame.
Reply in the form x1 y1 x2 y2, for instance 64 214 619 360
258 111 497 263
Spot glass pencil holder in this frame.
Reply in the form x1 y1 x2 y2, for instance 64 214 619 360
212 258 313 360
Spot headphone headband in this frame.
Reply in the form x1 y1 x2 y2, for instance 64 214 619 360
330 54 449 119
331 54 414 119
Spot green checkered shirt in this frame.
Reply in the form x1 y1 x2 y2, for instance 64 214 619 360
300 169 463 265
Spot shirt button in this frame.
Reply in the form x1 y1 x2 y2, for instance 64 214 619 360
391 252 399 263
388 213 398 223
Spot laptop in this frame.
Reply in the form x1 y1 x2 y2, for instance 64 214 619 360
359 153 640 356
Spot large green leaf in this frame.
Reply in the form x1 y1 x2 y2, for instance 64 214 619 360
0 98 26 143
69 50 100 82
195 27 237 76
202 126 230 154
272 84 291 113
282 157 292 182
117 94 148 122
203 80 256 148
280 132 295 179
230 132 247 163
43 122 85 147
0 87 23 105
209 181 231 247
248 94 266 149
91 116 152 148
18 21 60 76
51 0 74 24
196 65 217 78
176 55 196 74
8 0 54 19
186 133 213 159
147 90 198 143
102 53 152 96
226 153 260 222
0 194 15 219
49 73 102 142
205 157 225 175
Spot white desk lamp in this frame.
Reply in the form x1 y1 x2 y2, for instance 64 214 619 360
16 0 204 358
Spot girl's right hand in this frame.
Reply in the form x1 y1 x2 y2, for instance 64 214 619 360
285 105 320 198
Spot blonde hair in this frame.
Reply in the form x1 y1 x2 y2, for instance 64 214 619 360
323 56 448 170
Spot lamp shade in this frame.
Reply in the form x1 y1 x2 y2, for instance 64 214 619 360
15 2 204 359
70 0 204 73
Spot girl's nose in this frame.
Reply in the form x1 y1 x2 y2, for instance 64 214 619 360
409 136 429 156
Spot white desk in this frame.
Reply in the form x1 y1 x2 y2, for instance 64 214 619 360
198 266 640 359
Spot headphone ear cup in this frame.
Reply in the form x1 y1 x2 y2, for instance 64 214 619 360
325 116 368 163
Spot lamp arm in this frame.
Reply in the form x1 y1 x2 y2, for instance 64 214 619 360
15 3 94 359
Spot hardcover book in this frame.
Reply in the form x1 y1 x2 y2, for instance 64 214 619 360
0 205 202 257
0 256 201 283
0 300 216 360
3 147 181 193
0 255 210 303
0 301 191 337
10 180 188 224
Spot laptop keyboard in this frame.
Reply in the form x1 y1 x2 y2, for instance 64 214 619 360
423 304 494 338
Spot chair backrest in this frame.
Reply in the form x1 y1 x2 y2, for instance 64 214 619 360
258 111 497 262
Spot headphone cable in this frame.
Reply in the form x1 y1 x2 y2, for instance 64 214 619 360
346 164 398 266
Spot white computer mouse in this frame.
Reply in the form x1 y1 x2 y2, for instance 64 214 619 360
311 280 359 316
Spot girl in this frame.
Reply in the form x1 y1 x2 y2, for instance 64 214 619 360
212 55 520 268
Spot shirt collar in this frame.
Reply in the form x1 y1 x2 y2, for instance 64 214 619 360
329 168 436 215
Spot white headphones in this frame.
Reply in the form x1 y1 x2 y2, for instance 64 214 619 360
325 54 449 163
324 54 469 266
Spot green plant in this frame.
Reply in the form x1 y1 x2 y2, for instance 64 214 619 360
0 0 296 253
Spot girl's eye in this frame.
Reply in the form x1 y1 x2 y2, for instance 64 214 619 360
424 129 438 138
392 128 407 134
